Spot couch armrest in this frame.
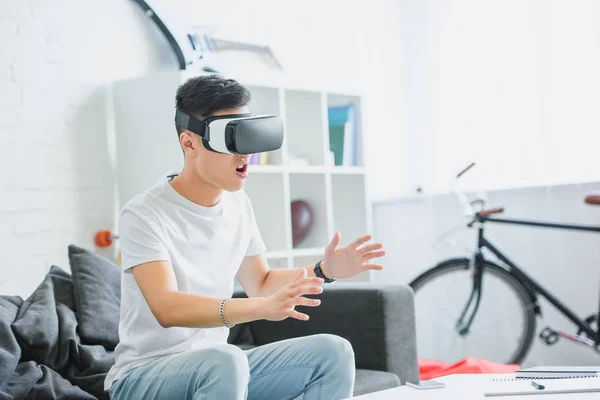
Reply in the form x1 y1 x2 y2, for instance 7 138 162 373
242 282 419 385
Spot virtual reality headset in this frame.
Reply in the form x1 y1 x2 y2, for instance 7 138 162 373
175 109 284 155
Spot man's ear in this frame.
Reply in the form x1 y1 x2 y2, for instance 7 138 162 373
179 130 197 155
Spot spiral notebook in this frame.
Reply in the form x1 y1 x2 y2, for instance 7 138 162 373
515 366 598 379
486 375 600 397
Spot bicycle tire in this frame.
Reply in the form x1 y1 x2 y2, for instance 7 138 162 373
409 258 536 365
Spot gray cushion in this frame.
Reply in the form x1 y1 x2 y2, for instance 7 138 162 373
68 245 121 348
354 369 401 396
234 283 419 387
246 283 416 379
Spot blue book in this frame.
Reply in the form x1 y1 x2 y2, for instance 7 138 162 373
328 105 356 166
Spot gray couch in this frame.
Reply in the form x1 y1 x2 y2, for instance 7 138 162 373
228 282 420 397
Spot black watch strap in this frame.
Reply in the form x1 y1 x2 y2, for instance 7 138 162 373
314 259 335 283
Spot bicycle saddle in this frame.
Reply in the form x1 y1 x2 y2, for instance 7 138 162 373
585 194 600 206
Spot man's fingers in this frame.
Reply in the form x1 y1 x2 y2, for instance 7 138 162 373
288 310 310 321
359 243 383 254
362 250 386 262
288 277 324 289
291 285 323 298
351 234 372 249
293 297 321 307
292 268 308 283
325 231 341 254
363 263 384 271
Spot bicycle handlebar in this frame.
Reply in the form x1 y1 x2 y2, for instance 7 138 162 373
478 208 505 219
585 194 600 206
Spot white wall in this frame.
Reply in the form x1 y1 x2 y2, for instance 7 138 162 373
0 0 404 297
0 0 176 297
369 0 600 201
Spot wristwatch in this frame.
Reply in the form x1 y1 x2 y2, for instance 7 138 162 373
314 259 336 283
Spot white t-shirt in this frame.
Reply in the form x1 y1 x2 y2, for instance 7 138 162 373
104 173 266 390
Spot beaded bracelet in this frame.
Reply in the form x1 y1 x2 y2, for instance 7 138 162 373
219 299 235 328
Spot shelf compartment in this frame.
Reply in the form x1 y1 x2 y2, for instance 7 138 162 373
244 173 288 253
289 174 329 249
331 174 368 245
284 89 326 166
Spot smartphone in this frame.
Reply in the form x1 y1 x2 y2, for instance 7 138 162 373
406 380 446 390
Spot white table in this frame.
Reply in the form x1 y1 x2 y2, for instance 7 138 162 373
348 373 600 399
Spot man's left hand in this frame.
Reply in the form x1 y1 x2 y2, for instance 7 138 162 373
321 233 385 279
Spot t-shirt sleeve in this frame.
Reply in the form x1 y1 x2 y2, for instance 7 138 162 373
119 208 172 272
245 197 267 257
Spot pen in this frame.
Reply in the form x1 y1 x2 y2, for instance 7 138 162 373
531 381 545 390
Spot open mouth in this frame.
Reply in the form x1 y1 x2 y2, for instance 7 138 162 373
235 164 248 179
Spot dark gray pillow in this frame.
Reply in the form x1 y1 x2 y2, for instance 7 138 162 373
68 245 121 349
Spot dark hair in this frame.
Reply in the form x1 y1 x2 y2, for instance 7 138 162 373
175 75 251 136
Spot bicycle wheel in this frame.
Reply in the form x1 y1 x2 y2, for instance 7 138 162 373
409 258 536 365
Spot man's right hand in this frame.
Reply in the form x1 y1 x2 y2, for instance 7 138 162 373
261 269 324 321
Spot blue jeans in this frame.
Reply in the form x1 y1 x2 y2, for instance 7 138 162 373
108 334 355 400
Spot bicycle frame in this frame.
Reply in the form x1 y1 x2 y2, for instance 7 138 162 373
475 214 600 344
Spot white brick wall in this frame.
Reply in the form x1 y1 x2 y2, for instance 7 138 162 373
0 0 175 297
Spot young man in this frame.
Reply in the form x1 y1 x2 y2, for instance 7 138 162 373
105 75 386 400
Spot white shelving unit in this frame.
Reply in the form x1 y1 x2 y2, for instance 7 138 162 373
112 71 373 283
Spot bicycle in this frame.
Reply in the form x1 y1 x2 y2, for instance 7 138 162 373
409 163 600 365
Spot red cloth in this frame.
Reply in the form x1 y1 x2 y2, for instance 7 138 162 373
419 358 520 380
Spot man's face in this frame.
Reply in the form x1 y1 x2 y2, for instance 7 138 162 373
182 107 252 192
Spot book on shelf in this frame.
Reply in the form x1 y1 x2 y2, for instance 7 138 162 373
328 104 356 166
258 152 269 165
249 153 260 165
249 152 270 165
